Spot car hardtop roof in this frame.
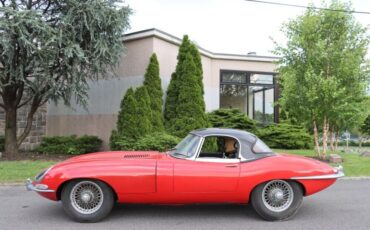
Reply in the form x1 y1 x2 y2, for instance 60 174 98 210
190 128 256 138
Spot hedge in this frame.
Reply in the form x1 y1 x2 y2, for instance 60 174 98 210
259 123 313 149
113 132 180 152
36 135 102 154
207 109 257 133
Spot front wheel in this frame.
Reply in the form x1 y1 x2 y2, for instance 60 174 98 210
61 180 115 222
251 180 303 221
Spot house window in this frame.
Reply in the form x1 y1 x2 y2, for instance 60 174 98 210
220 71 277 123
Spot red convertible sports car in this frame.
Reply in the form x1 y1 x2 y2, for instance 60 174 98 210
26 128 344 222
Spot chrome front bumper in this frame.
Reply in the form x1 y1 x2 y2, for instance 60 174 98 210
291 165 345 180
26 179 55 193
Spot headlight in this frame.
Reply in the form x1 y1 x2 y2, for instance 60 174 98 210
35 167 52 182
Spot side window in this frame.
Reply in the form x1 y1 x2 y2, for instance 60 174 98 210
199 136 239 159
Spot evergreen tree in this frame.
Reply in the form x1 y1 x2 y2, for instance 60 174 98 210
134 86 152 137
164 35 193 123
164 35 207 137
166 53 208 137
189 43 205 97
0 0 131 156
143 53 164 131
164 72 179 123
109 88 138 149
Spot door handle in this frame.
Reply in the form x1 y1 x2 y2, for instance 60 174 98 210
225 164 238 168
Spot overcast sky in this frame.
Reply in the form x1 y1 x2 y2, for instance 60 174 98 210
124 0 370 57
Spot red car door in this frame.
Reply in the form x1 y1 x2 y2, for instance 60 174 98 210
173 158 240 193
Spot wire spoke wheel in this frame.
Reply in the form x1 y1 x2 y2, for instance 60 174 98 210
262 180 294 212
70 181 104 215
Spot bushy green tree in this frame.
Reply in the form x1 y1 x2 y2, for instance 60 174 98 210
164 35 205 123
207 109 257 133
110 88 138 149
274 0 369 158
189 43 205 97
0 0 131 157
164 35 192 122
143 53 164 131
110 86 153 150
164 35 207 137
134 86 152 136
166 52 208 137
164 72 178 123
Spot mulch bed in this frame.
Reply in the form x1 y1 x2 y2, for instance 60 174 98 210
307 156 331 163
0 152 72 161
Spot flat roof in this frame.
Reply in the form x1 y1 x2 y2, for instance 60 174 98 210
123 28 280 63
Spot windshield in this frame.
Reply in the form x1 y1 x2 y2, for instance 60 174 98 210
252 138 273 153
169 134 201 158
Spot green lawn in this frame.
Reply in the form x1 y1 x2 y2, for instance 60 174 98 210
274 149 370 177
0 161 56 183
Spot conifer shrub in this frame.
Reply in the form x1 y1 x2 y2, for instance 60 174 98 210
143 53 164 131
134 86 152 136
258 123 313 149
134 132 180 152
113 132 180 152
207 109 257 133
110 86 153 150
164 36 208 137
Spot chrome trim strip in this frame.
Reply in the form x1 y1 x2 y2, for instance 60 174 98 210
291 166 345 180
26 179 55 193
195 158 240 163
291 171 345 180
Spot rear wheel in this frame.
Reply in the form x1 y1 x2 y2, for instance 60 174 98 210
251 180 303 221
61 180 114 222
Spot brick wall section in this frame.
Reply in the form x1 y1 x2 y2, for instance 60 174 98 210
0 104 47 151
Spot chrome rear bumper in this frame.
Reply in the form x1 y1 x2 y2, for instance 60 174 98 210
291 165 345 180
26 179 55 193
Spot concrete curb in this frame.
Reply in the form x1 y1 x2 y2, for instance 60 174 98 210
339 177 370 180
0 182 25 186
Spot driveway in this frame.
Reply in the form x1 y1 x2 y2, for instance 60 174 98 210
0 180 369 230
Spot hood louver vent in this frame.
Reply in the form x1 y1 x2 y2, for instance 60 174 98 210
123 154 150 159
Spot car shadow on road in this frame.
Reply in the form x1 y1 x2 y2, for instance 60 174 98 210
108 203 261 221
32 201 316 224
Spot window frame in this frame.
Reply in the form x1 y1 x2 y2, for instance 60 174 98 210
219 69 278 123
194 134 242 163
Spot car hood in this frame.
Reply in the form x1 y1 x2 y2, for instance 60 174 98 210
61 151 161 164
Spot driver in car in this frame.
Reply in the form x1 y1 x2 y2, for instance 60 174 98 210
223 137 238 159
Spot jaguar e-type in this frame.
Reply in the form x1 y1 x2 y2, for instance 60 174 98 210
26 128 344 222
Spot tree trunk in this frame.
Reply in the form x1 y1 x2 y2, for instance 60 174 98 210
334 129 339 151
359 136 363 148
329 127 334 152
322 117 329 159
4 106 18 157
17 98 40 147
313 120 321 157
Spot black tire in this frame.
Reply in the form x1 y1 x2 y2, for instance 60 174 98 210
61 179 115 223
251 180 303 221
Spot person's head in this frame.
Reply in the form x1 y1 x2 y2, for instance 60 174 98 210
224 137 237 153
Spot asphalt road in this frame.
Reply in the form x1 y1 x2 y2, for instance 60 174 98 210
0 180 369 230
